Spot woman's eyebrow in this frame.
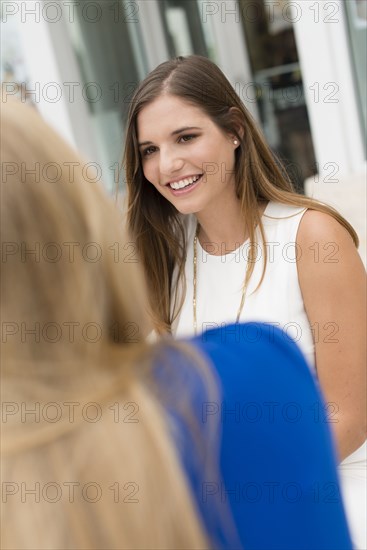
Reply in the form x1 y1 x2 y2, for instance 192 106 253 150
138 140 153 148
171 126 202 136
138 126 202 148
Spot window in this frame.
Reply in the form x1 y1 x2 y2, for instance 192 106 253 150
239 0 317 190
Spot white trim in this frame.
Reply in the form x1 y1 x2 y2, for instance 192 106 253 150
292 0 365 178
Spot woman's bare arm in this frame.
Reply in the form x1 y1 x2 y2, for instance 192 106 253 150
297 210 366 462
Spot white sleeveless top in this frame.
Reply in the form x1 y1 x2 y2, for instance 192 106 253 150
172 201 316 370
171 200 367 549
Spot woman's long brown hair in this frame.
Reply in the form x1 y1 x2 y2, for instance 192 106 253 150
123 55 358 334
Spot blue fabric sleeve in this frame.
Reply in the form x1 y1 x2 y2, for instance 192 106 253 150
191 323 353 549
158 323 353 550
155 323 352 550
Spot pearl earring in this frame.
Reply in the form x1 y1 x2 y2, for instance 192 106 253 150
233 140 238 146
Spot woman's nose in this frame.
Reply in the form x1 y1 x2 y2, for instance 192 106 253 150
159 146 184 177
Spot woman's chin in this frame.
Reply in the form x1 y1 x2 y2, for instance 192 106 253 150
174 204 199 216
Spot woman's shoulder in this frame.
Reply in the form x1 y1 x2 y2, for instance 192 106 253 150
297 209 361 271
296 209 364 304
297 209 355 244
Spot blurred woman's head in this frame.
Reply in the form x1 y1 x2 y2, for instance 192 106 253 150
2 99 151 363
1 100 212 549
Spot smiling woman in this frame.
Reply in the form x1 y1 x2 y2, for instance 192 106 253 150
124 55 366 549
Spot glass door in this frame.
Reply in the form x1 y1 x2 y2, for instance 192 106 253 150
65 0 149 192
239 0 317 191
158 0 219 61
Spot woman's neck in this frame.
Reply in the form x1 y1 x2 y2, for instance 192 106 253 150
195 200 268 256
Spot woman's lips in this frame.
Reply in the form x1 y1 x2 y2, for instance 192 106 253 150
167 174 203 196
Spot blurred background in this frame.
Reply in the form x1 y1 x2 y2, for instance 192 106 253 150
1 0 366 259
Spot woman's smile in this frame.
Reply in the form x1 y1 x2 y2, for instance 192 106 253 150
167 174 203 195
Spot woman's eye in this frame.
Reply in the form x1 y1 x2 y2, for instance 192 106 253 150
142 146 157 157
179 134 197 143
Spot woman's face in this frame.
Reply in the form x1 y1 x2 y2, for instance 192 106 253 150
137 94 239 216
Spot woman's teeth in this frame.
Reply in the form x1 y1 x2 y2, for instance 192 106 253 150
169 174 201 190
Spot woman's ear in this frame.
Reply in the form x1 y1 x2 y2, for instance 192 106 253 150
228 107 245 141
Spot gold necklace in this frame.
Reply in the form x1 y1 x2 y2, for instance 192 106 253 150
193 223 250 335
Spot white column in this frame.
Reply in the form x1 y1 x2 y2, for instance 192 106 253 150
199 1 260 120
136 0 170 70
11 0 74 147
292 0 365 178
12 0 100 163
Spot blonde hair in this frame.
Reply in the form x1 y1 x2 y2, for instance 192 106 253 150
1 100 218 549
124 55 358 333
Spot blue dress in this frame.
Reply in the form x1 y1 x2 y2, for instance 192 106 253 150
157 323 353 549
